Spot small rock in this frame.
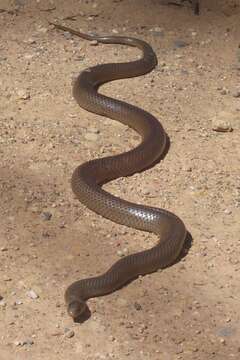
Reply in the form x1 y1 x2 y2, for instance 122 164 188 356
15 339 34 346
3 275 12 281
62 31 73 40
149 27 164 37
89 40 98 46
182 165 192 172
220 89 227 95
23 338 34 346
26 290 39 299
140 184 157 197
59 221 65 229
175 346 183 354
117 250 125 257
16 89 30 100
64 328 75 338
37 26 48 34
88 127 100 134
0 56 7 62
212 115 233 132
0 299 6 307
14 341 22 346
134 302 142 311
41 211 52 221
232 90 240 98
224 208 232 215
14 300 23 305
42 231 50 237
173 40 189 49
24 37 36 45
141 188 150 196
75 55 85 62
30 204 41 213
118 248 128 257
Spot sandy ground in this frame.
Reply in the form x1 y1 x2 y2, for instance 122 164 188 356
0 0 240 359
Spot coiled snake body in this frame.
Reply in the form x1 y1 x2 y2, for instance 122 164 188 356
52 24 186 319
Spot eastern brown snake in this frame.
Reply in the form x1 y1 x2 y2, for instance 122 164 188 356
51 23 187 319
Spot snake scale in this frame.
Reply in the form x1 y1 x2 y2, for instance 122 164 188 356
52 23 187 319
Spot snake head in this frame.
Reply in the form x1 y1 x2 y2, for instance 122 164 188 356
67 300 87 319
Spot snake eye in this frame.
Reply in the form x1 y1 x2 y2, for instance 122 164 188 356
67 300 86 318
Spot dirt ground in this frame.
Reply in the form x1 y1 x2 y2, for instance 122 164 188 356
0 0 240 359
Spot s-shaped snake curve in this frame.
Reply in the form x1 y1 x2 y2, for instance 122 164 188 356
51 23 186 319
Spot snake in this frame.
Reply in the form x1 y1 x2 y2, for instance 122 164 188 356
51 23 187 319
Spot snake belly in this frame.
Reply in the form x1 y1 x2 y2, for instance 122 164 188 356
52 24 186 319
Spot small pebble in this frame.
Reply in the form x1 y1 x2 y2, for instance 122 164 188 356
182 165 192 172
117 250 125 257
14 299 23 305
140 184 157 197
64 328 75 338
134 302 142 311
3 275 12 281
0 56 7 62
41 211 52 221
224 208 232 215
14 341 21 346
232 90 240 98
212 117 233 132
16 89 30 100
42 231 50 237
24 37 36 44
14 338 34 346
149 27 164 37
0 299 6 307
117 248 128 257
88 127 100 134
90 40 98 46
173 40 189 48
26 290 39 299
220 89 227 95
63 31 73 40
37 26 48 34
24 339 34 346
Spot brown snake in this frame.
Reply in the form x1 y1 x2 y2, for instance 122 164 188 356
52 23 187 319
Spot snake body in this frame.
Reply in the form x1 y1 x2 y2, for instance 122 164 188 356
52 24 186 319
